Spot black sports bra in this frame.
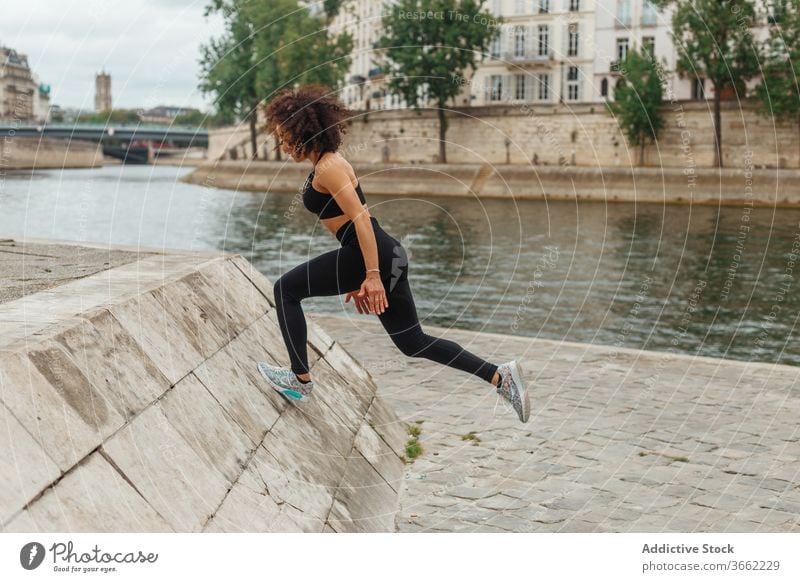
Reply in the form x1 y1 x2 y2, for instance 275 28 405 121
302 170 367 219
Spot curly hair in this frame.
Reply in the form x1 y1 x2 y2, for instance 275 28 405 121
261 83 353 158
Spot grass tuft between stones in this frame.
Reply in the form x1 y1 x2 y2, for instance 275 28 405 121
404 423 424 463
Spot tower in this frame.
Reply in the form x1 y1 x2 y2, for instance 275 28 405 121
95 71 111 112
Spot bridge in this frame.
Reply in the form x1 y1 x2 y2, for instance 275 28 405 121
1 123 208 164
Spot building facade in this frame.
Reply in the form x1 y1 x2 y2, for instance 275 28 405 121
330 0 406 111
1 46 37 121
471 0 597 106
326 0 777 110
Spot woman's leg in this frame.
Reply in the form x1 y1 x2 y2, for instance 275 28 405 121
273 245 365 376
377 275 499 384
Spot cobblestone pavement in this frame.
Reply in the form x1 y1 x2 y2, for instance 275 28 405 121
309 313 800 533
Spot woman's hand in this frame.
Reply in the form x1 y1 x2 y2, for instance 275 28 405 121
344 289 370 314
345 274 388 314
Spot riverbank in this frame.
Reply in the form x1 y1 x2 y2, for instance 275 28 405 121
1 136 102 170
183 160 800 207
310 312 800 533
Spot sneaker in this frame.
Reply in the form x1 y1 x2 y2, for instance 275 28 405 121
257 362 314 401
495 360 531 423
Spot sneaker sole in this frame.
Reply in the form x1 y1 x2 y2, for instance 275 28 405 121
508 360 530 423
257 363 307 402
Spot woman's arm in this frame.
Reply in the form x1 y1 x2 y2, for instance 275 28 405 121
316 165 378 273
316 164 388 314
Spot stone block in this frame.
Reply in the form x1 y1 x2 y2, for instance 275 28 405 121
0 399 60 526
193 258 271 339
0 350 111 472
364 396 409 459
51 308 169 417
230 254 276 308
191 341 282 445
160 373 254 484
4 451 173 532
203 455 324 532
108 288 208 385
246 444 337 523
309 356 372 433
328 451 399 532
101 403 228 532
354 422 404 493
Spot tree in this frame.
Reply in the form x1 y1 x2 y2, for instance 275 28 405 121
200 0 353 160
200 0 262 159
607 48 665 166
376 0 500 163
173 110 210 127
671 0 760 168
755 0 800 167
78 109 140 124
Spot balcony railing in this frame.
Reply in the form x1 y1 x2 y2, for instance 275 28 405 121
609 60 623 72
501 51 555 66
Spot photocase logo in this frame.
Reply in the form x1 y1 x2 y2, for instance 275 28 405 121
20 542 46 570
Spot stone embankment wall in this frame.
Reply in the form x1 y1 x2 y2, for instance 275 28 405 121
1 136 103 170
184 160 800 207
0 241 406 533
209 100 800 170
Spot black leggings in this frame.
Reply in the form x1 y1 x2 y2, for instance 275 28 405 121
273 216 499 383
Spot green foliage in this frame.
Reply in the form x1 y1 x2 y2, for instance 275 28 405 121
77 109 141 124
461 431 481 445
606 48 665 166
199 0 260 124
198 0 353 157
404 423 424 462
672 0 759 90
671 0 760 166
376 0 500 162
245 0 353 99
755 1 800 121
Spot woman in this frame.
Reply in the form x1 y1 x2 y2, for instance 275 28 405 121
256 84 530 423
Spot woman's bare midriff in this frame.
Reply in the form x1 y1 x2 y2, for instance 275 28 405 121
319 204 370 236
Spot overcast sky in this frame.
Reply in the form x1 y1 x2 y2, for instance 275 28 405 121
1 0 227 112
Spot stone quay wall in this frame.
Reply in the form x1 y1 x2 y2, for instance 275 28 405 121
209 100 800 171
1 136 103 170
0 240 406 533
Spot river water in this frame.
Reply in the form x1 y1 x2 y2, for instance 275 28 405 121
2 164 798 367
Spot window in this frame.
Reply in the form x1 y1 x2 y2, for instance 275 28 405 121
537 74 550 100
642 0 658 26
539 0 550 13
642 36 655 57
516 74 527 100
490 32 501 59
568 23 579 57
569 0 580 11
490 75 504 101
616 38 629 62
692 78 705 100
568 84 579 101
617 0 631 26
538 25 550 56
514 25 526 57
567 66 579 101
600 77 608 97
567 66 579 82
